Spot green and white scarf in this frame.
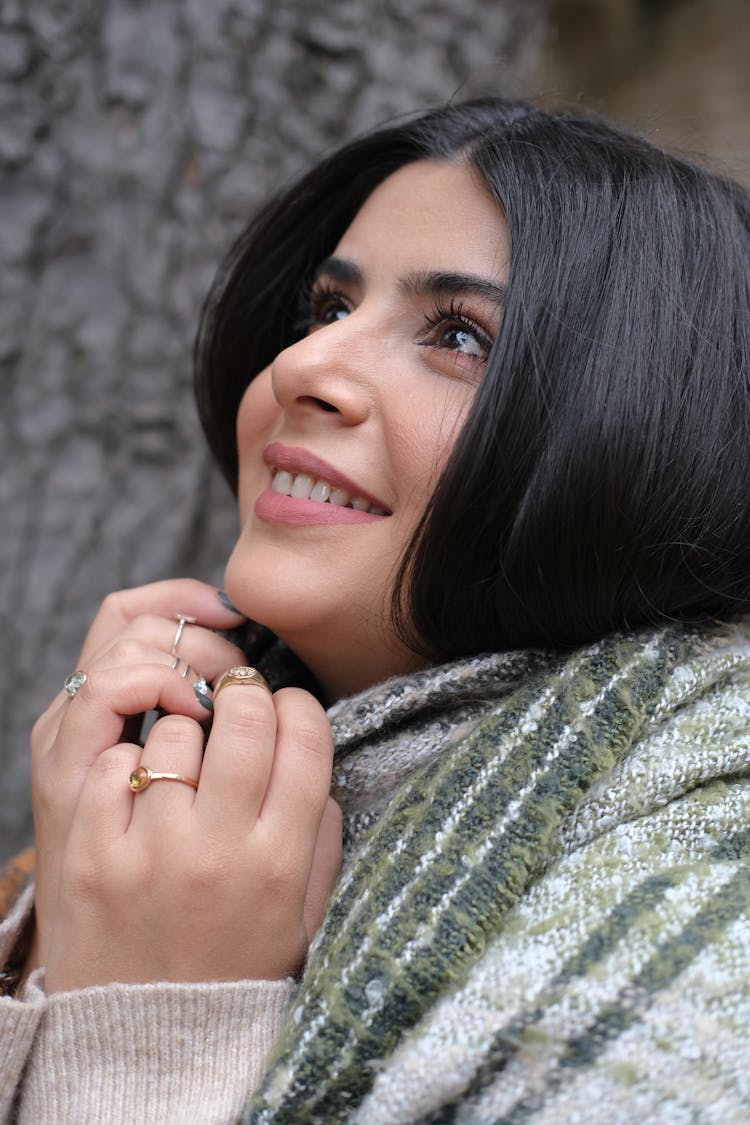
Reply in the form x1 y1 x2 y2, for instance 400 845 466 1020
247 618 750 1123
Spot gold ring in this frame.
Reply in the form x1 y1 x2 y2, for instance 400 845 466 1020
213 666 270 700
128 766 199 793
171 613 197 657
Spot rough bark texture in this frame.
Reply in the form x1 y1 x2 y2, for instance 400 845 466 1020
0 0 544 861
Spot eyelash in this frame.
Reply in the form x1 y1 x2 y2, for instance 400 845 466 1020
417 298 493 367
295 280 351 333
292 279 353 335
294 280 494 369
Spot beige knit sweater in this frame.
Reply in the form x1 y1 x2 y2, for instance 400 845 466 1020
0 884 294 1123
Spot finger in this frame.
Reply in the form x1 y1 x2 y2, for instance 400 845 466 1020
31 695 69 754
303 797 343 940
45 664 213 775
196 678 277 828
77 579 246 666
128 714 203 831
33 635 216 755
259 688 334 857
66 742 143 847
79 616 247 690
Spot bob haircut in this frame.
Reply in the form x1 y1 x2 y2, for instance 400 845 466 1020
194 97 750 660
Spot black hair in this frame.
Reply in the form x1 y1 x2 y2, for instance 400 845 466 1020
194 97 750 659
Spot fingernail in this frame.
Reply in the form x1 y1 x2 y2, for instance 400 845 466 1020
217 589 244 616
193 678 214 712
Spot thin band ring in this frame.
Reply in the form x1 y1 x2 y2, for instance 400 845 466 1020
129 766 198 793
170 655 191 679
171 613 197 657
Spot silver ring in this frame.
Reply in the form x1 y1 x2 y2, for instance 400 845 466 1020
170 655 191 678
171 613 197 657
64 670 87 698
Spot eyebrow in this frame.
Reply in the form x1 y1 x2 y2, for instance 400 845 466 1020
314 257 507 308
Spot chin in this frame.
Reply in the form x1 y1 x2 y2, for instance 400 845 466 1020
224 541 341 643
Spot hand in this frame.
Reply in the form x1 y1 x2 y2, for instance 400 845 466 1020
28 579 248 977
43 681 341 990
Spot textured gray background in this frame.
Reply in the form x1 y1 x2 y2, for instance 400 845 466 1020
0 0 545 861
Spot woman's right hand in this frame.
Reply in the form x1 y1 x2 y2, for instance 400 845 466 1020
27 579 249 976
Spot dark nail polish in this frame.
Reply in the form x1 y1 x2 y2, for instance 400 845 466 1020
193 679 214 712
217 589 244 616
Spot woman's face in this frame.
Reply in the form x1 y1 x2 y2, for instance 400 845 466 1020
225 159 510 700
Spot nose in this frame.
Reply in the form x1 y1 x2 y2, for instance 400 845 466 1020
270 317 374 426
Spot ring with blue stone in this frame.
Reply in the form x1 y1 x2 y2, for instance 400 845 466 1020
63 670 87 698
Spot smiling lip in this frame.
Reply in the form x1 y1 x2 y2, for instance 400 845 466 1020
255 490 385 525
262 443 390 511
256 442 391 526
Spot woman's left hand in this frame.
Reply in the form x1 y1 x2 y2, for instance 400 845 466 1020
43 682 342 991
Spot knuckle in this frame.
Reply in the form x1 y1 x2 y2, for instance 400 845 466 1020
187 850 231 896
261 852 296 895
107 637 151 665
149 713 201 751
89 745 132 782
66 847 137 900
33 754 60 806
218 691 274 734
31 710 54 747
291 717 333 759
100 589 130 622
64 855 101 897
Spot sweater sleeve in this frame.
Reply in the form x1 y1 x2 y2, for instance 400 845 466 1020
15 973 297 1124
0 883 46 1124
1 876 296 1124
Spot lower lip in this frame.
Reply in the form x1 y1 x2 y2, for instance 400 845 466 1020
254 489 388 526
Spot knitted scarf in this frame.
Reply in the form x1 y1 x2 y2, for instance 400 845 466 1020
244 618 750 1123
2 621 748 1121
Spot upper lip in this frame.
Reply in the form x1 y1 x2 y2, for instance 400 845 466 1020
263 442 390 511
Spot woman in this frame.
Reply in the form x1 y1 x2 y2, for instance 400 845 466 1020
2 97 749 1122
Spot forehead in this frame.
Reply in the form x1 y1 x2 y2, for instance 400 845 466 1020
334 160 510 284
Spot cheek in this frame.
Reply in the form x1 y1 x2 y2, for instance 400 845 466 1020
393 390 472 513
236 367 277 441
236 368 279 513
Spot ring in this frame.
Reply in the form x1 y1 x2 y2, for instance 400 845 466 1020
171 613 197 657
64 670 87 698
213 666 270 700
128 766 199 793
170 655 191 679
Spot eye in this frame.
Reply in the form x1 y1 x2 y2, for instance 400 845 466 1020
417 299 494 372
295 279 352 336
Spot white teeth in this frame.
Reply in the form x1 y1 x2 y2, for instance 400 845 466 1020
291 473 314 499
271 470 293 495
270 469 386 515
310 480 331 502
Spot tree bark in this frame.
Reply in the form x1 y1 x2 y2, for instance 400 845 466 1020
0 0 545 861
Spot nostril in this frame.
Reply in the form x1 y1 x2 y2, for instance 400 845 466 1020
299 395 339 413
